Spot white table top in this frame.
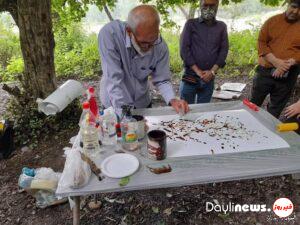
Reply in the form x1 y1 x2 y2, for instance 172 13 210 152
56 101 300 198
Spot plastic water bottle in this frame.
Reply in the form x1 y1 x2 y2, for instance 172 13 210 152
82 123 100 158
99 108 117 146
79 102 100 157
79 102 90 148
79 102 90 125
120 105 139 151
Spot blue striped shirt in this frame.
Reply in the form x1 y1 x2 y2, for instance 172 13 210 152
98 20 175 115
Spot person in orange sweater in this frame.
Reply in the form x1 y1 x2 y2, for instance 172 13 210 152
250 0 300 118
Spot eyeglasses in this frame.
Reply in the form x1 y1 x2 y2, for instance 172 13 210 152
133 33 163 48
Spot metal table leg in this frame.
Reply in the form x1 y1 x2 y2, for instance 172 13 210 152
73 196 80 225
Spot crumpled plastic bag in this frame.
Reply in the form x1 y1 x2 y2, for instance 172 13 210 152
18 167 67 208
34 167 61 183
33 190 67 209
58 147 91 190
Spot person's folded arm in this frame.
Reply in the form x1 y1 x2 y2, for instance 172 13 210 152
98 27 132 116
152 41 175 105
214 24 229 71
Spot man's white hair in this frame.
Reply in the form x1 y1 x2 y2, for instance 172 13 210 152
127 5 160 33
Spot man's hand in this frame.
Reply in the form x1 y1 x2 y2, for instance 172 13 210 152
284 100 300 119
287 58 296 67
272 58 297 78
191 65 204 79
201 70 214 83
170 99 189 115
196 70 204 79
272 68 285 78
273 58 291 72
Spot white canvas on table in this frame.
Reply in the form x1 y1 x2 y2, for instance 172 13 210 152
212 90 242 100
220 83 246 92
146 109 290 158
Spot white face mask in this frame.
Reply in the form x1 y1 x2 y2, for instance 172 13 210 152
131 35 146 57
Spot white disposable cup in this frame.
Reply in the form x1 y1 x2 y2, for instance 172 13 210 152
132 115 146 140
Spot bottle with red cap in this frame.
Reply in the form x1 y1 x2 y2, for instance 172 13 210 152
79 102 100 157
79 102 90 126
87 87 99 123
79 102 89 148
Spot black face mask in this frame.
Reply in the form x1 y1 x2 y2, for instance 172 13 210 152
201 7 217 21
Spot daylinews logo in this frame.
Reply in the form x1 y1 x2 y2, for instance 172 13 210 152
206 198 294 218
273 198 294 218
206 201 271 214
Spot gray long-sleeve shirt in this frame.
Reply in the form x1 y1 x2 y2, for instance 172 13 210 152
180 18 229 77
98 20 175 115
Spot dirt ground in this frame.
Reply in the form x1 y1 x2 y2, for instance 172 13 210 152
0 75 300 225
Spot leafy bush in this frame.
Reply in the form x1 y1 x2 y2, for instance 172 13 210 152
2 57 24 81
221 29 258 77
5 95 81 149
162 30 183 75
54 23 101 79
0 19 21 82
0 22 21 67
0 18 259 81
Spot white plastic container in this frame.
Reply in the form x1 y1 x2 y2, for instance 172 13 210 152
37 80 84 115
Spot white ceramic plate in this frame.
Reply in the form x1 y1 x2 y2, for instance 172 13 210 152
101 154 139 178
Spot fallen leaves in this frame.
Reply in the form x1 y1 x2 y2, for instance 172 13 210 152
152 206 159 214
163 207 173 216
88 201 101 210
104 197 125 204
119 176 130 187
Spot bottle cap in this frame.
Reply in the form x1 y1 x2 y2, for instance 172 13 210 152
82 102 90 109
88 87 95 93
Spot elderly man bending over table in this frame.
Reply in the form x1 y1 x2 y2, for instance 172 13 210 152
98 5 189 116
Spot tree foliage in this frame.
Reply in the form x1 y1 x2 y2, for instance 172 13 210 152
140 0 284 26
52 0 117 28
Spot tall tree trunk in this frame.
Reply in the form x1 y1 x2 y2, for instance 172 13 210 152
17 0 57 100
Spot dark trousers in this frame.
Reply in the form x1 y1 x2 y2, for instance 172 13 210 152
251 65 300 118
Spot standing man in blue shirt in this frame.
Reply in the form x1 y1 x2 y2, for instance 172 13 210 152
98 5 189 116
180 0 229 104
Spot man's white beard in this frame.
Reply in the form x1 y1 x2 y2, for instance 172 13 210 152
131 35 147 57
